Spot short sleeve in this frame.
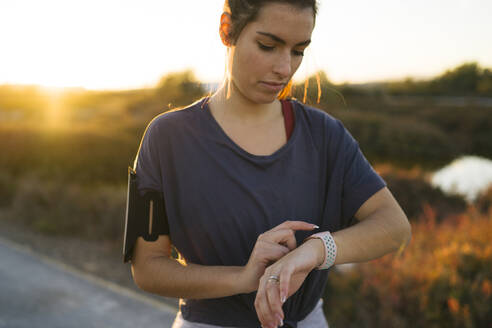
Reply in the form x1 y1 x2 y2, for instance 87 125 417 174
339 121 386 226
133 121 163 195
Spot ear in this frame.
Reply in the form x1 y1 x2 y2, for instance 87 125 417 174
219 12 232 47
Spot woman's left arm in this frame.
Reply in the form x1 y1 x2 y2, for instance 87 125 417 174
330 186 412 265
254 187 412 328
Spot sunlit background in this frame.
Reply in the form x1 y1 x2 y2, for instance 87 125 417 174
1 0 491 89
1 1 492 326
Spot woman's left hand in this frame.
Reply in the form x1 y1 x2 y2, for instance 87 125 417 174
254 239 324 328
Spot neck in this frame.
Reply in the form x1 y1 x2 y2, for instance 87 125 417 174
209 80 281 126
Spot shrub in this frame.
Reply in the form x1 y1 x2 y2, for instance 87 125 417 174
323 206 492 327
475 185 492 215
338 113 457 169
0 171 17 208
7 174 125 241
380 169 467 222
0 124 139 186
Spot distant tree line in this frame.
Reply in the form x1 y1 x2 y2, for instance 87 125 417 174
383 62 492 97
291 62 492 102
1 62 491 121
1 63 491 179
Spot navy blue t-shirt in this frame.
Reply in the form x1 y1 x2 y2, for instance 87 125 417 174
134 97 386 327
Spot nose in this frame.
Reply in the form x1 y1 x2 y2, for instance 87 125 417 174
272 51 292 79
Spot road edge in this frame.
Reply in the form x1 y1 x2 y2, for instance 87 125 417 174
0 236 178 315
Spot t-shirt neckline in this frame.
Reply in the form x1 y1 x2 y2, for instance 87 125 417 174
201 97 299 161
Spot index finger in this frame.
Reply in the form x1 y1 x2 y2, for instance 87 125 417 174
271 220 318 233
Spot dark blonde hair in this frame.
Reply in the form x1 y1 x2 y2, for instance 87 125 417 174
223 0 318 100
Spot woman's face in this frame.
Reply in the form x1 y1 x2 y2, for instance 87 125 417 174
228 3 315 104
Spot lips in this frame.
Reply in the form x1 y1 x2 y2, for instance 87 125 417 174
260 81 286 92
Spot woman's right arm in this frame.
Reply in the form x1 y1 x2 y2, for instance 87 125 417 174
131 221 318 299
131 235 245 299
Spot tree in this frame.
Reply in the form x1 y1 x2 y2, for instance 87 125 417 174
433 62 481 95
154 70 205 107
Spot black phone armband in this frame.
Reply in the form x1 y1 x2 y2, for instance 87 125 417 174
123 166 169 263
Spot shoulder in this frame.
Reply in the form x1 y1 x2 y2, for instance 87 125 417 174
290 98 347 138
147 97 206 128
143 97 207 138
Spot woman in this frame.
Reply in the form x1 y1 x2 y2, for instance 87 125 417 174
129 1 412 327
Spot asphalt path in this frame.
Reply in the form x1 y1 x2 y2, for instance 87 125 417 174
0 237 178 328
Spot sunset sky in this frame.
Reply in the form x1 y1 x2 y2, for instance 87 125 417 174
1 0 491 90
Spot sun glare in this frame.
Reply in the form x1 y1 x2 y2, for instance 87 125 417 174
44 88 65 129
0 0 491 89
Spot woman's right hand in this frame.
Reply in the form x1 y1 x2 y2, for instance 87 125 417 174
240 220 318 294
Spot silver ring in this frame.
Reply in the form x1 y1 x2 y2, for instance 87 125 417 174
267 275 280 283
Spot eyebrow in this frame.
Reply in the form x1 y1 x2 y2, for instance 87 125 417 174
256 31 311 46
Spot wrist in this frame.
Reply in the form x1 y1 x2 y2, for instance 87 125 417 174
301 238 325 270
237 265 258 294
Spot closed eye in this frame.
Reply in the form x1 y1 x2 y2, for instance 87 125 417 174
258 41 305 57
257 41 274 51
293 50 304 57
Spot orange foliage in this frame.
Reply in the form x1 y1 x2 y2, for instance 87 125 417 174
324 204 492 327
447 297 460 314
482 280 492 297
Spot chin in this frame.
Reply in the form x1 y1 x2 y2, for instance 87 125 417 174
255 96 278 104
249 90 280 104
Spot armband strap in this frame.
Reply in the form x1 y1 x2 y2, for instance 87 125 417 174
123 166 169 263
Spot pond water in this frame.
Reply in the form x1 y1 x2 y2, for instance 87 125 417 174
431 155 492 203
337 155 492 273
